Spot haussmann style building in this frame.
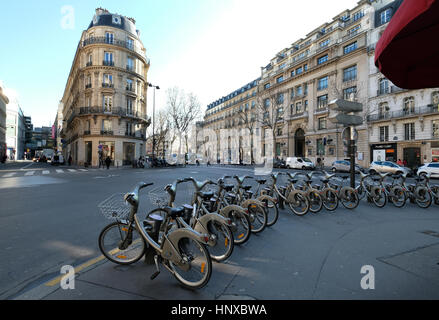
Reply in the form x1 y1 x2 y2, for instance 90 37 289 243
60 8 151 167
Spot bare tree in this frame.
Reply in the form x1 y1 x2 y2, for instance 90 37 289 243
254 85 288 161
236 104 257 164
166 87 201 157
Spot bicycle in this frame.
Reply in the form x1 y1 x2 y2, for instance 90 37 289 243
286 172 323 213
98 182 213 289
316 171 360 210
400 173 432 208
356 171 387 207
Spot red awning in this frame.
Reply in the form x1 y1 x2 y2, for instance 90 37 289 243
374 0 439 89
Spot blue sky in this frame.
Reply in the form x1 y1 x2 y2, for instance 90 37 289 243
0 0 357 127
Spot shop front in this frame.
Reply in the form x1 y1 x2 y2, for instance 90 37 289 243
370 143 397 162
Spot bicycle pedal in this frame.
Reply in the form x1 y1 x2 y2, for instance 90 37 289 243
150 270 160 280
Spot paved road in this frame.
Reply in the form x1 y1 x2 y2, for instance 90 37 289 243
1 161 439 299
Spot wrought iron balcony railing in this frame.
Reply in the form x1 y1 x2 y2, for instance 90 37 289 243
367 104 439 122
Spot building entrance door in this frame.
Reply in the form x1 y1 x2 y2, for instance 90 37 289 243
403 147 421 169
295 128 305 157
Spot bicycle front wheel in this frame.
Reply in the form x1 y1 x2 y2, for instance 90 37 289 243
169 237 212 289
372 188 387 208
389 185 406 208
98 221 147 265
227 208 251 245
308 190 323 213
247 203 267 233
322 188 339 211
340 187 360 210
287 191 310 216
205 220 234 262
261 198 279 227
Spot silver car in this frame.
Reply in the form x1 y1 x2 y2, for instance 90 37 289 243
369 161 412 176
331 160 363 173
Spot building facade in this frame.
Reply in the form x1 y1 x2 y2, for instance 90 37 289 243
5 97 26 160
201 0 439 169
60 8 150 167
0 85 8 162
366 0 439 167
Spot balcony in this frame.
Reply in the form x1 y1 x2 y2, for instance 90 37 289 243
85 84 92 89
83 130 91 135
367 104 439 122
86 61 93 67
78 106 149 123
100 130 114 136
82 36 150 64
103 60 114 67
314 107 328 115
287 111 309 121
102 83 114 88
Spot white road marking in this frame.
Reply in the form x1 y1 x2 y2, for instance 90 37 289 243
56 169 64 173
24 171 35 176
79 169 88 172
68 169 77 172
20 162 35 170
42 170 50 175
2 172 17 178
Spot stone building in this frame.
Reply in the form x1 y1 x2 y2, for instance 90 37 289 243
60 8 151 167
0 85 8 161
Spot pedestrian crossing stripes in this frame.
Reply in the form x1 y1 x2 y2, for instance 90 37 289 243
2 172 16 178
24 171 35 176
43 170 50 175
1 168 96 178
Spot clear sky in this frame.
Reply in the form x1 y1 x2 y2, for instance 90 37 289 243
0 0 358 127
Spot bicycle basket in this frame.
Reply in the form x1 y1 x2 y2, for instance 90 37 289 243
148 187 170 208
98 193 131 220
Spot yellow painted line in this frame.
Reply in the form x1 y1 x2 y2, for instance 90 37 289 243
45 239 142 287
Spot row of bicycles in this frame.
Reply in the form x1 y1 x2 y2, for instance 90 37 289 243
96 171 439 290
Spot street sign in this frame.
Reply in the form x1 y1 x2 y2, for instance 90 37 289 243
329 113 363 126
328 99 363 112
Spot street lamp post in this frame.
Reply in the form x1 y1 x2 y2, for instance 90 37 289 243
147 83 160 166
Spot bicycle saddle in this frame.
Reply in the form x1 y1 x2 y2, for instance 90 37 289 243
256 179 267 184
223 184 234 192
198 191 214 200
242 185 252 191
168 206 185 218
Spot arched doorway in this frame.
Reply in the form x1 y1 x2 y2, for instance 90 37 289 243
295 128 305 157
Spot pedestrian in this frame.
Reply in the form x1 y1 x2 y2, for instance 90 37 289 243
317 157 321 169
397 159 403 166
68 155 72 166
403 159 407 167
105 156 111 169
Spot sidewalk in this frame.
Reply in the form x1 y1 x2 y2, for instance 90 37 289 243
12 201 439 300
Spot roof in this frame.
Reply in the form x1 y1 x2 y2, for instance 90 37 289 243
87 11 139 39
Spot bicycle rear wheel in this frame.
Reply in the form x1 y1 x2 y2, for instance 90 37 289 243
227 209 251 245
287 191 310 216
261 198 279 226
98 221 147 265
340 187 360 210
415 187 432 208
169 237 212 289
372 188 387 208
308 190 323 213
322 188 338 211
389 185 406 208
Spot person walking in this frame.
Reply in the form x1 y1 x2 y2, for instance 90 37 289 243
68 154 72 166
105 156 111 170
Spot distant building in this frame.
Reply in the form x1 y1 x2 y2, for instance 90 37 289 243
5 95 26 160
0 85 8 162
60 8 151 167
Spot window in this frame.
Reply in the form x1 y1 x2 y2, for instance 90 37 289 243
319 39 330 48
102 119 112 132
277 127 283 136
127 37 134 50
317 76 328 90
263 111 269 119
343 86 357 101
304 100 308 112
379 78 389 95
378 102 389 119
277 93 284 105
296 86 303 96
264 98 270 108
104 52 113 65
102 95 113 112
353 10 364 21
404 123 415 140
317 94 328 109
343 41 357 54
126 98 133 115
126 78 133 91
304 64 308 72
86 95 91 107
317 138 325 155
127 57 134 71
318 117 327 130
103 74 113 87
403 97 415 114
343 65 357 82
379 126 389 142
85 75 92 89
317 54 328 65
304 83 308 95
380 8 392 25
277 107 284 119
433 120 439 138
126 122 133 135
251 100 256 109
432 91 439 106
296 102 302 114
264 83 270 90
296 66 303 75
105 32 114 44
276 76 284 84
87 53 93 66
291 70 295 77
348 25 361 35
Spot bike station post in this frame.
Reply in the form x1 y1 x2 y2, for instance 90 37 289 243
328 99 363 188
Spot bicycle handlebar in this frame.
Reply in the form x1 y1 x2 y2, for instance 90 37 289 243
124 182 154 206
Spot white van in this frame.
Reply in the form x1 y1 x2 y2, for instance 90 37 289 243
285 157 315 170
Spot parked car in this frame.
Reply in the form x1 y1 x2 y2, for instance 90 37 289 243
368 161 412 176
331 160 363 173
286 157 315 170
417 162 439 178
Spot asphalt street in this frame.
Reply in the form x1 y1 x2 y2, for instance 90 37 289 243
1 161 439 300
